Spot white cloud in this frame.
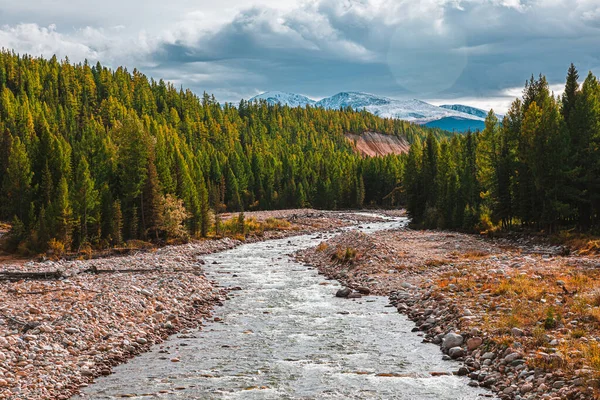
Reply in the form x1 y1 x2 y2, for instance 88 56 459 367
0 0 597 104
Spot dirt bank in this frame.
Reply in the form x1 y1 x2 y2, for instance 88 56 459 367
296 228 600 400
345 132 410 157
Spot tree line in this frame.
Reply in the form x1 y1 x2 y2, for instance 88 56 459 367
403 64 600 233
0 51 447 253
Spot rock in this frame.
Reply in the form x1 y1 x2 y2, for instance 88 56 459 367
336 288 352 298
457 367 469 376
0 379 7 387
64 327 79 334
140 289 153 297
136 337 148 345
355 286 371 295
552 381 565 389
348 292 362 299
482 352 495 360
449 347 465 358
504 352 523 363
442 332 464 350
0 352 5 362
521 383 533 393
511 327 524 337
467 337 483 351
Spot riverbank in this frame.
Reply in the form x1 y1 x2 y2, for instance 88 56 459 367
0 210 383 399
296 227 600 400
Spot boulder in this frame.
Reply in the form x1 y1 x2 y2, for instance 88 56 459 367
442 332 464 350
449 347 465 358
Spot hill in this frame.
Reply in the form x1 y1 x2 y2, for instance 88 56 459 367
0 52 445 254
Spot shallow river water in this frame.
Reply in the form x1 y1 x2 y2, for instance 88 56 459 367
80 217 493 399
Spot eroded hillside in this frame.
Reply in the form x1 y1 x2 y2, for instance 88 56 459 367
345 132 410 157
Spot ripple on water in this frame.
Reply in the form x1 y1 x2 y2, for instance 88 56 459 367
79 218 495 399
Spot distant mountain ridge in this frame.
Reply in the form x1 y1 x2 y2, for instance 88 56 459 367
249 91 492 132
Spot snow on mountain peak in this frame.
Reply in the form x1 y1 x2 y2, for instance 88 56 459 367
249 91 315 107
248 91 490 130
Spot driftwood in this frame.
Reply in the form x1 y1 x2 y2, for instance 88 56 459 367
0 270 64 281
0 312 40 332
17 288 101 295
0 264 200 282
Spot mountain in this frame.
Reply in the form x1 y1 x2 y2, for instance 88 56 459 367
424 117 486 132
440 104 490 119
249 91 315 107
250 91 490 132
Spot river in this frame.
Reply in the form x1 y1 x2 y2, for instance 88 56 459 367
79 216 492 399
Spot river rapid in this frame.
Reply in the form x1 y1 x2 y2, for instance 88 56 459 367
79 216 493 399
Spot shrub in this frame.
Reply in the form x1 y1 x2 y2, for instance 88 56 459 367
46 238 66 259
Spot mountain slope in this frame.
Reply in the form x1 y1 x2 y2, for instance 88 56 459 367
251 91 489 132
425 117 486 132
250 91 315 107
440 104 489 119
345 132 410 157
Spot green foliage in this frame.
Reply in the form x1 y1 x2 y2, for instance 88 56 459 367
0 51 443 252
404 65 600 233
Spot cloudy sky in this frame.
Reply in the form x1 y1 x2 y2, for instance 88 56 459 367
1 0 599 113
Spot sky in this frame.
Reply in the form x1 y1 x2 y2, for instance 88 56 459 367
0 0 599 113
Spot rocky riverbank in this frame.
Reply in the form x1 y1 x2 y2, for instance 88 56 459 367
0 209 384 399
296 227 600 400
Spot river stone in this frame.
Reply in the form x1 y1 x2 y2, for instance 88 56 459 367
442 332 464 350
467 337 483 351
355 286 371 295
521 383 534 393
511 327 524 337
336 288 352 298
449 347 465 358
348 292 362 299
504 352 522 363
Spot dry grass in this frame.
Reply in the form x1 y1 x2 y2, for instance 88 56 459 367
436 263 600 378
331 247 359 264
316 242 329 252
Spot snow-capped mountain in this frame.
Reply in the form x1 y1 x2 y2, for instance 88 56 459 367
249 91 491 132
314 92 484 124
440 104 489 120
249 91 315 108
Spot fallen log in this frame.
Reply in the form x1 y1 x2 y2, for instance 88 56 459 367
0 270 64 281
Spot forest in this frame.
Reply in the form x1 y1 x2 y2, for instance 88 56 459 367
0 51 447 254
403 64 600 234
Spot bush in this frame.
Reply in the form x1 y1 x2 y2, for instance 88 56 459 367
46 238 66 259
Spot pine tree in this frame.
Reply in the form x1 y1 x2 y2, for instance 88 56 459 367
112 200 123 246
142 151 163 240
2 136 33 224
53 177 73 248
562 63 580 124
72 156 99 244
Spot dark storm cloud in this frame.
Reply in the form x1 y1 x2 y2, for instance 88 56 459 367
1 0 599 110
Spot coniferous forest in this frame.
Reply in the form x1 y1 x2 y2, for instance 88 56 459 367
404 64 600 233
0 51 448 254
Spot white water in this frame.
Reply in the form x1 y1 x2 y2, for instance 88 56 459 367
79 218 492 399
